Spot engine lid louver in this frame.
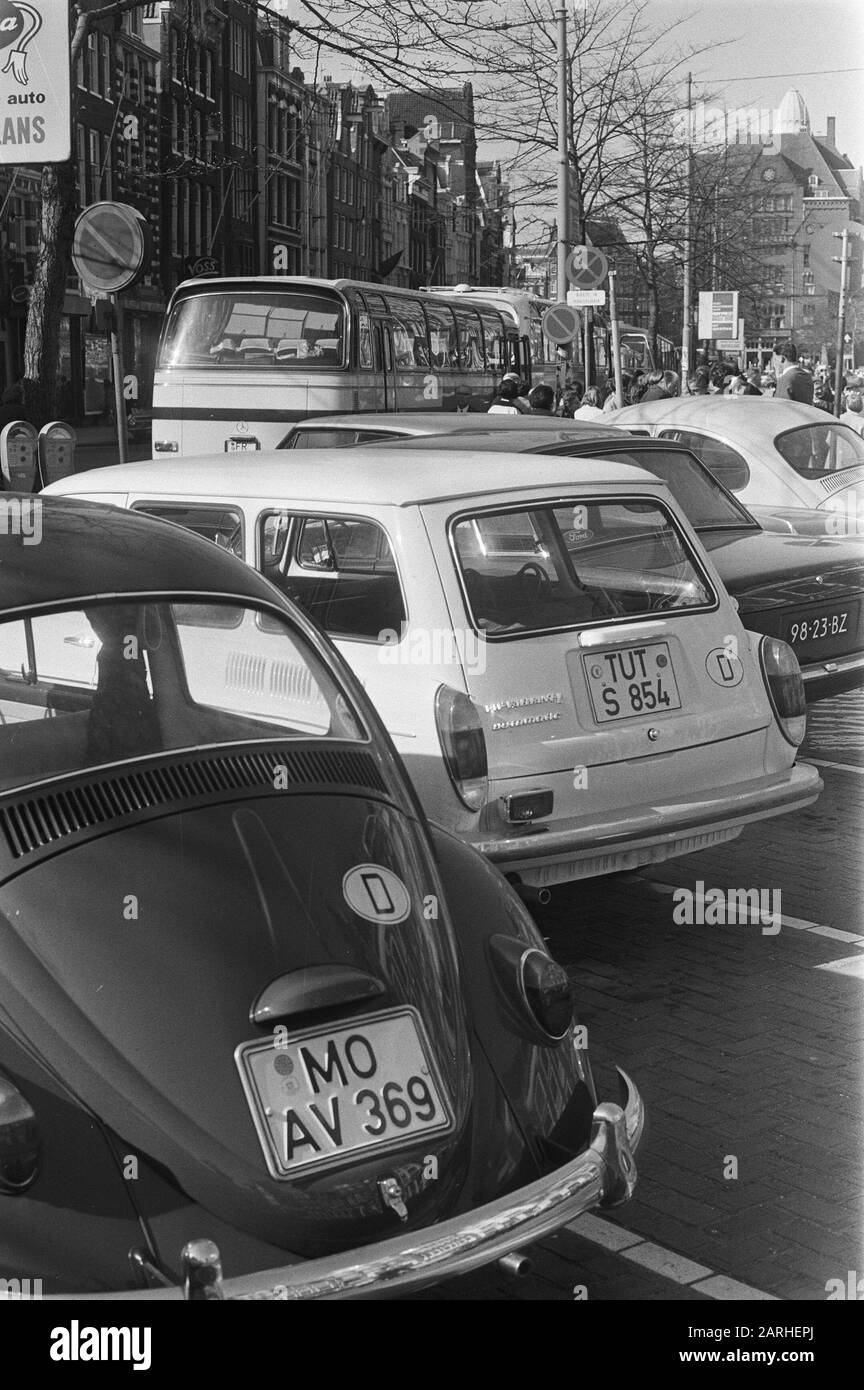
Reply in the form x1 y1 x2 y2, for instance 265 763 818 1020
0 746 387 862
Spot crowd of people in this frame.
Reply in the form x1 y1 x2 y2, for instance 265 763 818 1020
485 341 864 433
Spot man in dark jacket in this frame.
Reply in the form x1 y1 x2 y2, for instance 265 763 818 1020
774 341 814 404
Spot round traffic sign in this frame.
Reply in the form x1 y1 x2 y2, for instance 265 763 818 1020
72 202 150 294
542 302 580 345
566 245 609 289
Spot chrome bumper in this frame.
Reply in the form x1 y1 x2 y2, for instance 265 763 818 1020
57 1069 643 1302
475 763 822 867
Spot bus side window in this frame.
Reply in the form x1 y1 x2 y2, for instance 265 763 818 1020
357 312 374 370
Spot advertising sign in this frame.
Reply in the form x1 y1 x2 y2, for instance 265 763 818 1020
698 291 739 341
0 1 71 164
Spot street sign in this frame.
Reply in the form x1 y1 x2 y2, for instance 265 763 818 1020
567 289 606 307
184 254 221 279
716 318 746 352
542 302 581 345
698 291 739 341
566 245 609 289
72 203 151 294
0 0 71 165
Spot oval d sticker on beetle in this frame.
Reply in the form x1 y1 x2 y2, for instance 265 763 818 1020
343 864 411 924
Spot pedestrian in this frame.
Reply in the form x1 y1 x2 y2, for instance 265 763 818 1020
527 383 556 415
639 370 671 402
760 372 776 397
687 369 710 395
557 387 582 418
628 369 646 403
839 392 864 435
774 341 814 404
571 386 606 421
602 378 623 412
501 371 531 412
735 369 762 396
487 379 529 415
662 369 680 397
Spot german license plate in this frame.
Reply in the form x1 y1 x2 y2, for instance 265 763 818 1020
784 601 860 655
225 436 260 452
235 1007 453 1180
583 641 681 723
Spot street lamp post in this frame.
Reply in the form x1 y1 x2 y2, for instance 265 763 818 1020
833 229 850 416
555 5 569 304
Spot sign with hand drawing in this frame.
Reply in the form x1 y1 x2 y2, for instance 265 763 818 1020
0 1 71 165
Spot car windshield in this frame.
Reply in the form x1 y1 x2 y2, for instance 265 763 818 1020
774 424 864 477
545 446 755 530
157 290 346 369
0 601 365 793
452 499 713 637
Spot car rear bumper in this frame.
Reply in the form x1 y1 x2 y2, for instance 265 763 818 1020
801 649 864 701
54 1069 644 1301
474 762 822 875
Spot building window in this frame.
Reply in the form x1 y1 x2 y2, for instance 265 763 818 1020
231 95 251 150
230 20 252 79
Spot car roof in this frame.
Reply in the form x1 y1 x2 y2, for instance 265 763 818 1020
0 495 283 614
284 412 625 437
47 449 663 509
616 397 829 431
375 430 690 455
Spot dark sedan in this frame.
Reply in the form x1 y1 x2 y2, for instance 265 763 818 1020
376 430 864 702
277 411 624 449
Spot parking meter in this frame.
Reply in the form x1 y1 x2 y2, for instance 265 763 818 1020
37 421 77 488
0 420 38 492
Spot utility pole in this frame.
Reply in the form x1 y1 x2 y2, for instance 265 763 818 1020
833 228 850 416
555 5 569 304
681 72 693 386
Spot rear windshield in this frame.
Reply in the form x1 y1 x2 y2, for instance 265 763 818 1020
774 423 864 477
157 290 345 369
451 499 713 637
552 447 756 530
0 601 366 793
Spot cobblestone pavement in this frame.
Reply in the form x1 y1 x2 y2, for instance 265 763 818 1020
418 690 864 1301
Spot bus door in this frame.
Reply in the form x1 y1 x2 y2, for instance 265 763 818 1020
373 320 393 410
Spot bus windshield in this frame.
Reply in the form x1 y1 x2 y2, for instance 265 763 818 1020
157 289 346 370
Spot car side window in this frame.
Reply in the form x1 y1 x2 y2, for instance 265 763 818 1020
658 429 750 493
282 428 359 449
259 512 407 642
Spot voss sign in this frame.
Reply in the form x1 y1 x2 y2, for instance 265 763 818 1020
0 1 71 165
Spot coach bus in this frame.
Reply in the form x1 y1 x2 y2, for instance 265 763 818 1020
151 276 541 457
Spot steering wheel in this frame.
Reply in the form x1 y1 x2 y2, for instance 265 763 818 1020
515 562 550 601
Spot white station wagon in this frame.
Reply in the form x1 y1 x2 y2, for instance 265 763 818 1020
46 451 821 890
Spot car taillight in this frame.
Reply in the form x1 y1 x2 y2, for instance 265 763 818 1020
489 935 574 1042
759 636 806 745
0 1075 40 1193
434 684 488 811
520 950 573 1040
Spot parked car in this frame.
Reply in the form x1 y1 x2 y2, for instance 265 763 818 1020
46 451 821 891
276 412 624 450
0 496 643 1299
615 397 864 536
379 431 864 701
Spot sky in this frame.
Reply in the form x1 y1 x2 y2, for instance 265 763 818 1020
646 0 864 163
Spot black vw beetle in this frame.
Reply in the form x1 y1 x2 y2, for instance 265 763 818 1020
0 497 642 1300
